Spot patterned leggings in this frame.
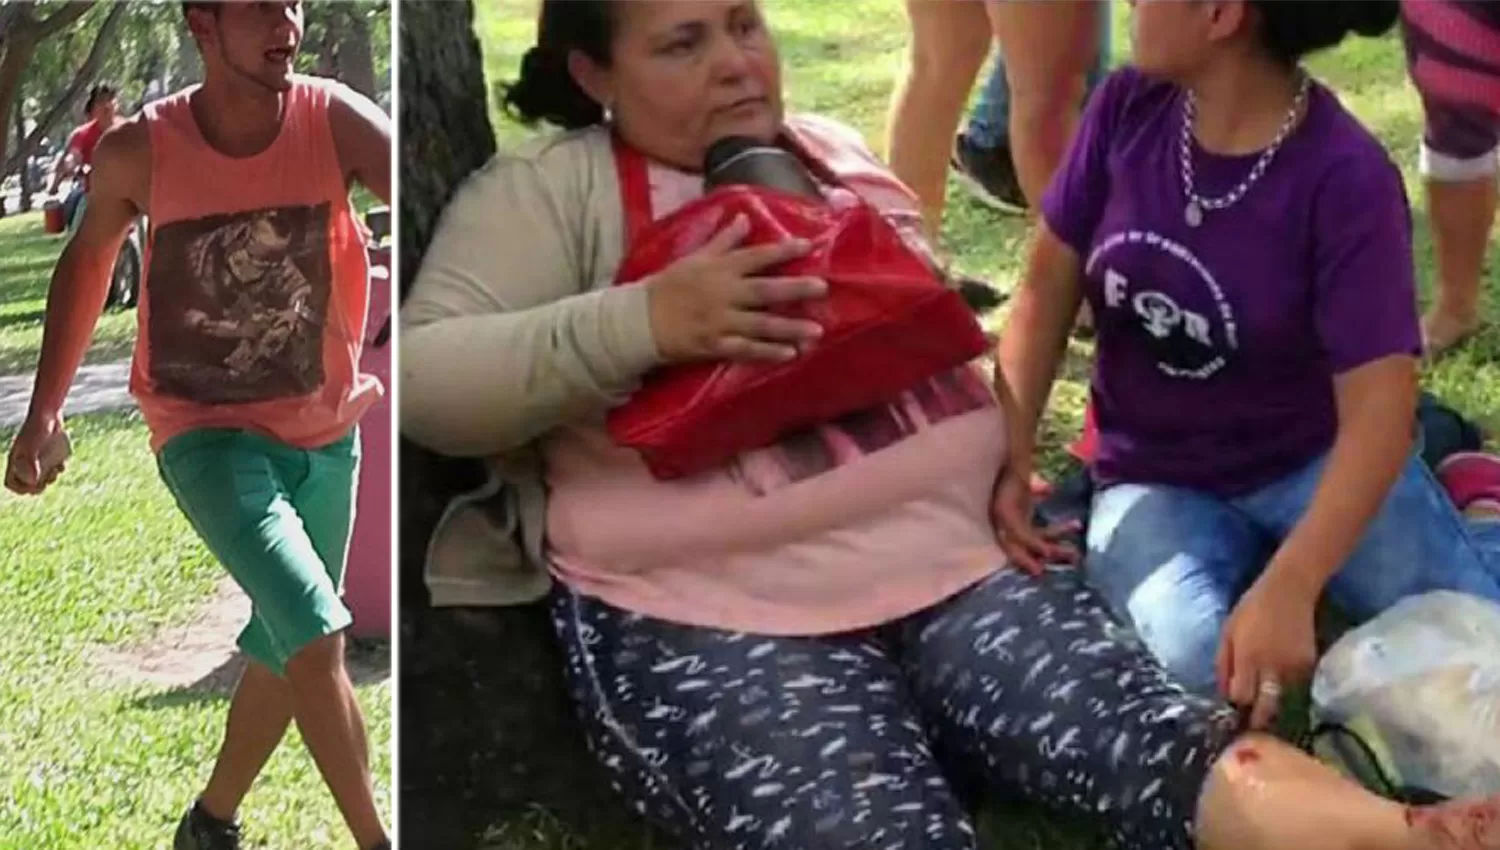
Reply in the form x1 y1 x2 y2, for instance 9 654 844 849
549 567 1242 850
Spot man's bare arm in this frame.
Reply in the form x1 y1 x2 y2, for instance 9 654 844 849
328 85 391 206
48 144 78 193
26 120 149 422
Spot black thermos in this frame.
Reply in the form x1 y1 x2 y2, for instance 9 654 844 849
703 136 823 200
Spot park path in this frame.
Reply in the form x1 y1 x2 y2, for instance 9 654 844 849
0 359 133 428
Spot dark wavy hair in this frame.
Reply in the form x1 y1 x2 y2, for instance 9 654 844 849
84 83 116 118
501 0 619 130
180 2 220 18
1249 1 1400 66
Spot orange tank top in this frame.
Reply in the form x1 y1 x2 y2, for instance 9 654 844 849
132 75 380 452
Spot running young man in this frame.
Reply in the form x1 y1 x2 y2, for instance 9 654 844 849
4 2 390 848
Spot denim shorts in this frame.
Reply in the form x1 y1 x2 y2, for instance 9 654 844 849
156 427 360 675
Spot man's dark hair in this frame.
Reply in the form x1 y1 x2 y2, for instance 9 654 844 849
84 83 116 118
181 2 218 16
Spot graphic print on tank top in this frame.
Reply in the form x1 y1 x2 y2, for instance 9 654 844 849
147 202 331 403
730 366 995 496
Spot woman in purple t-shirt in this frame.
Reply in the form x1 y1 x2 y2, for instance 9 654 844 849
999 0 1500 723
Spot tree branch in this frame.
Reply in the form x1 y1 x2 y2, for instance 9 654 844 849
33 1 96 39
0 5 27 45
1 1 120 175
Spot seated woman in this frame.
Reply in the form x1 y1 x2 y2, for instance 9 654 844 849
401 2 1500 848
998 0 1500 712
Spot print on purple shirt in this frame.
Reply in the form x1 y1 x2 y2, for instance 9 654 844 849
1041 67 1422 496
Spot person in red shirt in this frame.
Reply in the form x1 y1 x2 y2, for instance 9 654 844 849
49 83 120 195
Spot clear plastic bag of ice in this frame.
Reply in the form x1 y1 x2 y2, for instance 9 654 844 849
1311 590 1500 798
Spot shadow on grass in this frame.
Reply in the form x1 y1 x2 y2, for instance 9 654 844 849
0 308 46 331
130 638 391 711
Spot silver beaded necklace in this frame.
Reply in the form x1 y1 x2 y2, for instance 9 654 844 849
1179 72 1311 228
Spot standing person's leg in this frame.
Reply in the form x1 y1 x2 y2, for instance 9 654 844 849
1401 3 1500 354
549 585 978 849
1416 117 1496 354
967 56 1009 152
952 55 1030 214
1234 451 1500 623
1084 482 1272 691
985 0 1099 208
903 565 1500 850
280 429 385 847
158 429 386 849
194 660 294 824
886 0 993 241
193 432 366 825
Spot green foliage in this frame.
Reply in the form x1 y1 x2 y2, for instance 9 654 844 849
11 0 392 163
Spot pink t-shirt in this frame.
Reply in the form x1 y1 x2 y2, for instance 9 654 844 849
545 152 1008 635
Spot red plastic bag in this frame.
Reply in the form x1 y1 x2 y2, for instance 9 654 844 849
606 140 989 480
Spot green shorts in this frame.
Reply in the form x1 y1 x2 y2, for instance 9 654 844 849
157 427 360 675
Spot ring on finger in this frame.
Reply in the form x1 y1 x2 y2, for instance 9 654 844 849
1258 678 1282 698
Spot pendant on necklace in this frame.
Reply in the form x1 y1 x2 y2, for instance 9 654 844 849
1185 200 1204 228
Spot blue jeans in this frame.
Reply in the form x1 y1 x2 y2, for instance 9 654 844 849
965 0 1113 150
1084 451 1500 692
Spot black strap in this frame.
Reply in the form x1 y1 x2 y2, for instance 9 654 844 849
1301 722 1450 805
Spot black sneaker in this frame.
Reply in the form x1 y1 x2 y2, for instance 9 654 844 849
951 133 1028 214
954 274 1008 314
174 800 242 850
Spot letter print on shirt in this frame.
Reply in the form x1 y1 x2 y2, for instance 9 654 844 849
1087 229 1240 381
146 203 332 403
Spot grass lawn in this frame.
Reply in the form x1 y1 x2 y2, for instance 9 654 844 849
0 408 393 849
467 1 1500 849
0 195 392 847
0 213 136 377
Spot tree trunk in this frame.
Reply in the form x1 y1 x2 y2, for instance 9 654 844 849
13 87 33 211
0 1 95 171
396 3 666 849
3 1 126 178
337 5 378 100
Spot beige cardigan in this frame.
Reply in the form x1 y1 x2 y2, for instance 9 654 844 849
401 126 657 606
401 116 925 607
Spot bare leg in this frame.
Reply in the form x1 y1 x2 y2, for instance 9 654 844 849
1197 735 1500 850
1424 174 1496 353
985 0 1098 208
284 632 386 849
198 660 293 821
987 0 1097 335
885 0 992 241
